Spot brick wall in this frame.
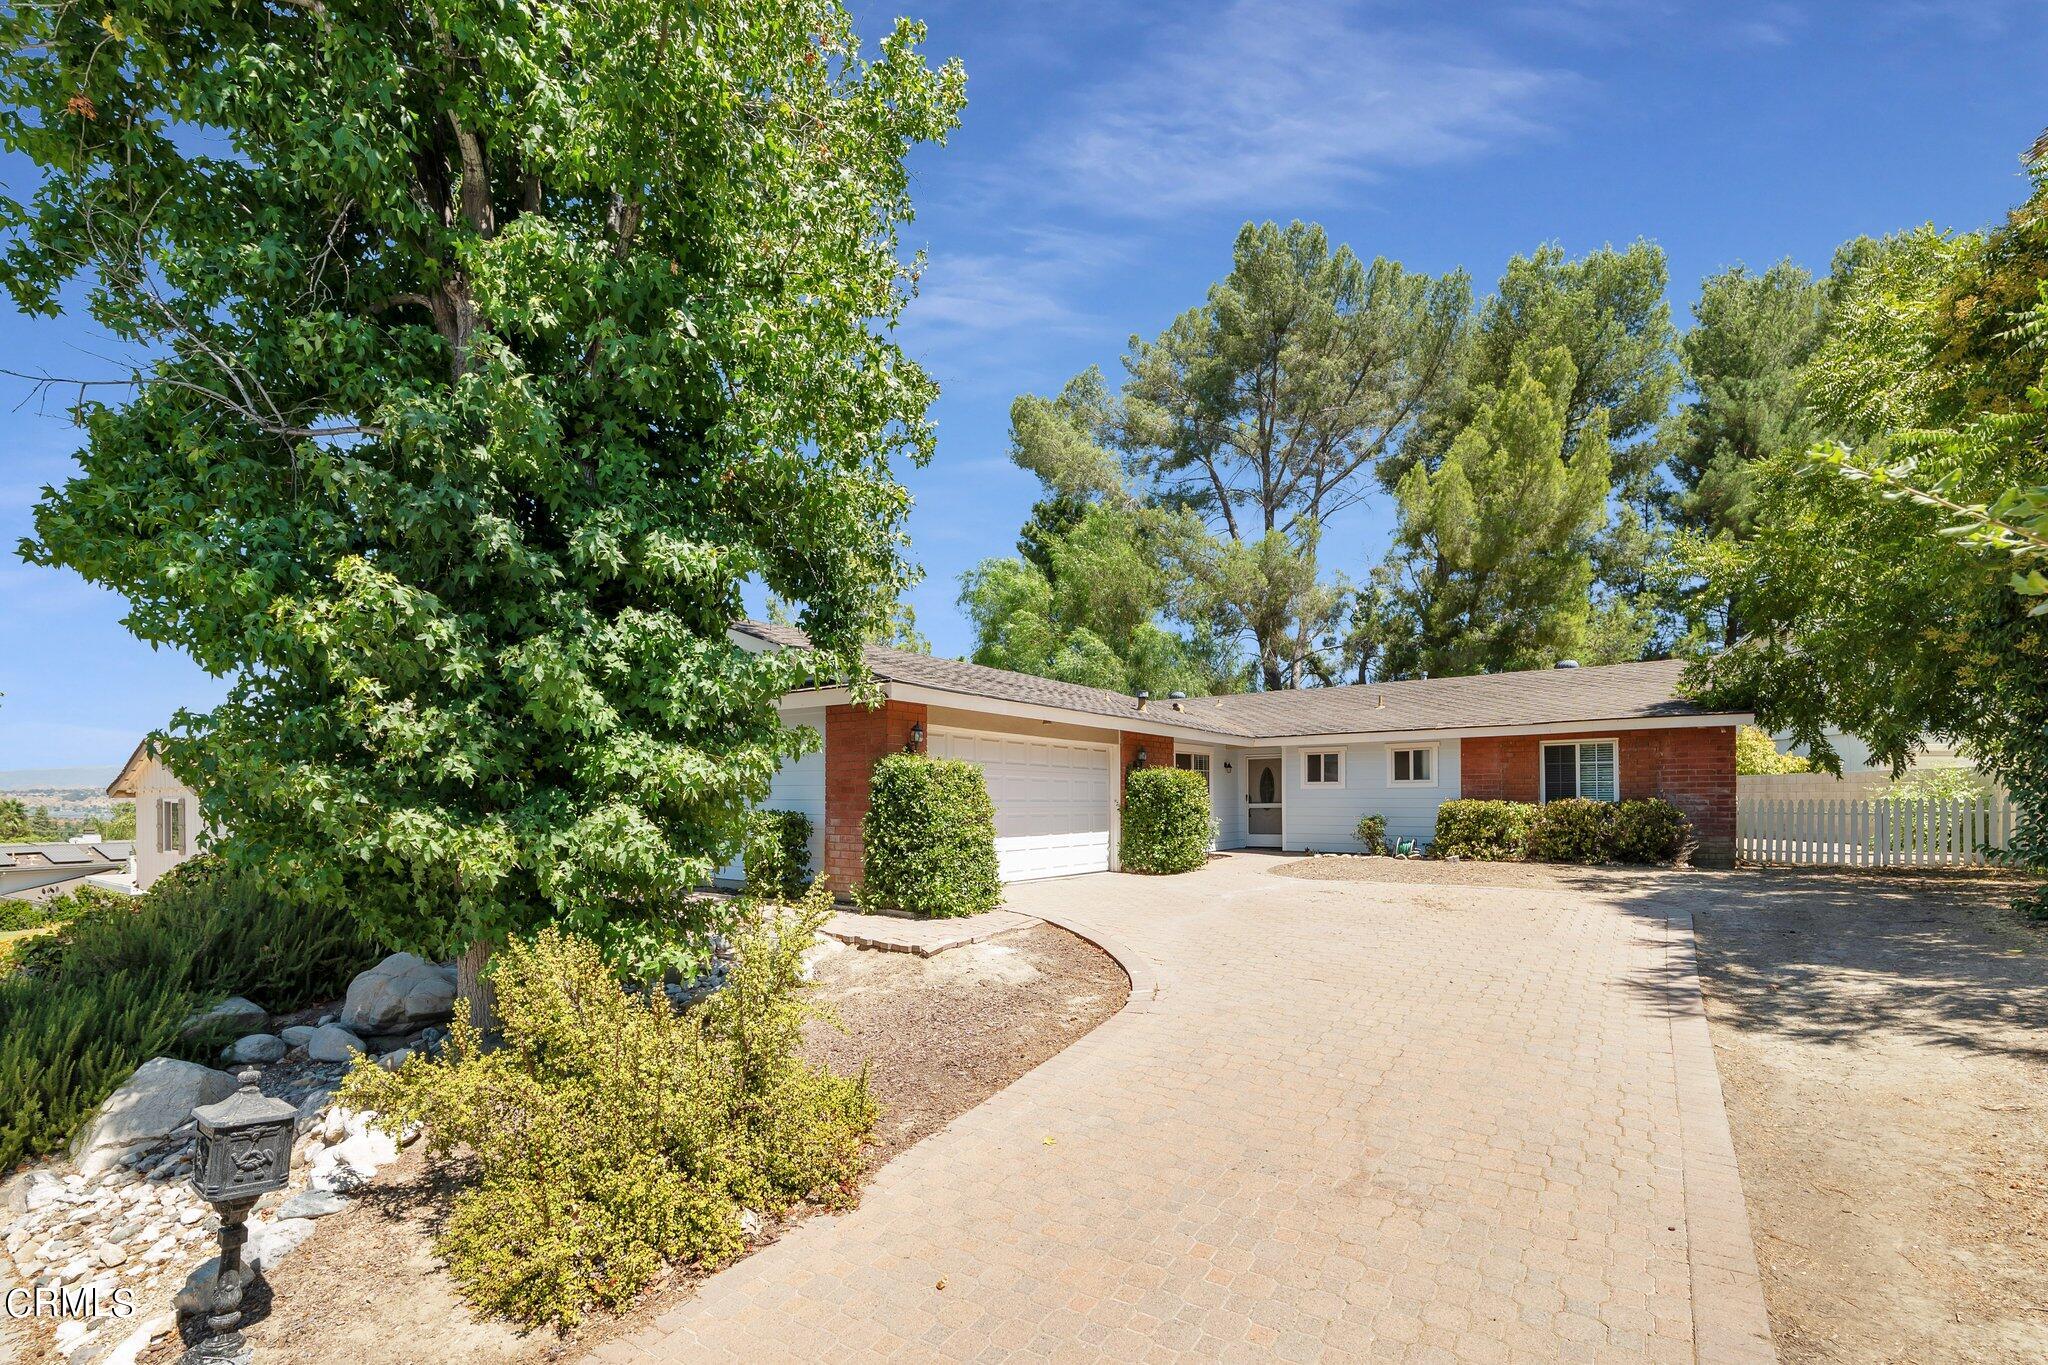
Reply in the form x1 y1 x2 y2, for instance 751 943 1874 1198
822 700 928 895
1459 725 1737 866
1119 730 1175 793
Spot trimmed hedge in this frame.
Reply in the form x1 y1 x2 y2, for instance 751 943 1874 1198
1608 799 1691 864
856 754 1001 918
1525 798 1613 863
742 809 813 901
1353 814 1389 856
0 856 380 1174
1432 800 1535 860
1120 768 1212 874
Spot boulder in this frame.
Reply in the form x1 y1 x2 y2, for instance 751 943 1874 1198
275 1189 347 1221
226 1034 286 1065
308 1128 398 1194
303 1024 365 1064
71 1060 237 1179
173 1217 316 1313
180 997 267 1038
340 953 455 1035
279 1025 315 1048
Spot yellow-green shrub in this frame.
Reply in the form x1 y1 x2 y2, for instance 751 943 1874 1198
742 809 814 900
1432 800 1534 859
342 888 874 1329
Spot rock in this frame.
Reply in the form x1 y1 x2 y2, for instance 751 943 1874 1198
178 1207 204 1227
173 1217 316 1314
279 1025 316 1047
304 1024 366 1064
95 1313 173 1365
226 1033 287 1065
71 1059 238 1179
15 1171 64 1213
376 1048 412 1071
739 1208 763 1239
275 1189 347 1220
308 1128 398 1194
180 997 267 1038
341 953 456 1035
94 1241 126 1267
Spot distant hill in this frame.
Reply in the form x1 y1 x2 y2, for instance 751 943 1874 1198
0 766 121 792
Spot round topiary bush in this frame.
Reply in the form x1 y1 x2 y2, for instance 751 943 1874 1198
1120 768 1213 874
1432 800 1534 860
857 754 1001 917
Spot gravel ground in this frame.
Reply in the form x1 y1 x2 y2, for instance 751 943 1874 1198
188 921 1125 1365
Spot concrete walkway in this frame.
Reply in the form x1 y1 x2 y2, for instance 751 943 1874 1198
603 854 1773 1363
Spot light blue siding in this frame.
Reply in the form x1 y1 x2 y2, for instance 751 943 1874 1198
1279 740 1462 851
717 708 827 882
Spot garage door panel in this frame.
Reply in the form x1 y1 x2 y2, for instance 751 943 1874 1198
929 730 1111 881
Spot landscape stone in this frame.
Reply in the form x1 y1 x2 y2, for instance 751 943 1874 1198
227 1033 287 1065
180 997 267 1038
304 1024 366 1063
276 1189 348 1220
71 1059 238 1178
279 1025 316 1047
340 953 455 1035
172 1218 316 1313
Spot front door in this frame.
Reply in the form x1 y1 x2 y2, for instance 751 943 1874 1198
1246 756 1282 848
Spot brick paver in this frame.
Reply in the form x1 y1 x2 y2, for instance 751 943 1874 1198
613 855 1773 1363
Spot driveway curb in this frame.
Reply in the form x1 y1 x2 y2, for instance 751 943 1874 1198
1023 903 1165 1014
1663 908 1779 1363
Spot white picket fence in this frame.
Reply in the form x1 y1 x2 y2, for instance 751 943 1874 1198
1737 794 2015 868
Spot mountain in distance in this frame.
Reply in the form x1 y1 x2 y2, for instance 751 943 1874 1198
0 766 121 792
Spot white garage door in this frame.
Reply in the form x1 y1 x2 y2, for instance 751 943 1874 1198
929 730 1113 881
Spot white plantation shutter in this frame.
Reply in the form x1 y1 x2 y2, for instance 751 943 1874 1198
1578 742 1617 802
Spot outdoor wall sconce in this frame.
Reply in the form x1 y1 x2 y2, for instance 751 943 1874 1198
1133 747 1148 769
906 721 924 753
187 1069 297 1361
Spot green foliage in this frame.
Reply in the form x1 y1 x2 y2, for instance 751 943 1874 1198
1119 769 1212 874
0 885 127 933
1606 799 1691 865
1432 801 1534 861
1881 768 1996 803
4 1 965 980
1735 725 1811 775
1525 799 1616 863
1353 814 1389 856
1688 148 2048 911
0 856 377 1174
856 755 1000 918
0 902 50 932
0 800 74 842
1380 349 1613 676
742 810 813 902
341 898 872 1328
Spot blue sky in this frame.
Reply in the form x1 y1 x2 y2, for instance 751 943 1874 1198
2 0 2043 769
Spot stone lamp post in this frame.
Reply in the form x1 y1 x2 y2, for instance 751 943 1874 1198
184 1068 295 1363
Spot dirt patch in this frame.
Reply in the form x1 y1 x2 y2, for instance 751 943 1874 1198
193 921 1125 1365
1270 851 1684 891
1683 870 2048 1363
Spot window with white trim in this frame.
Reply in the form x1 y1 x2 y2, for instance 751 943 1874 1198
1174 752 1211 788
1388 745 1436 786
1303 751 1343 786
158 797 187 854
1542 740 1618 803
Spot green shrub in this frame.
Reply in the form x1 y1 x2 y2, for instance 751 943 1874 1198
1353 814 1389 856
1608 799 1691 865
856 754 1000 917
1432 800 1534 860
742 810 813 901
1119 768 1212 874
0 856 379 1174
0 901 50 932
1525 798 1617 863
342 889 873 1329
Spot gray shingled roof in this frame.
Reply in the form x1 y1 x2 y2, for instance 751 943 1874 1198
734 622 1740 740
0 841 134 870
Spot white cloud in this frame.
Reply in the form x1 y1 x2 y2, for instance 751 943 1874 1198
1034 0 1565 216
905 226 1126 336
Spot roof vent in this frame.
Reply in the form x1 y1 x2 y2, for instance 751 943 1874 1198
1168 691 1186 700
1134 690 1149 710
1554 659 1580 669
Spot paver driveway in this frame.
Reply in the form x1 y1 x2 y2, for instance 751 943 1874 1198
602 854 1773 1363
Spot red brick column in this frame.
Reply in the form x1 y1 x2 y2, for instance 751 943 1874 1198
1651 725 1736 868
1118 731 1175 793
823 699 927 895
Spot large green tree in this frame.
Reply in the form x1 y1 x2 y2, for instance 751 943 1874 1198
1378 349 1613 676
6 0 964 984
1659 261 1832 645
1689 148 2048 902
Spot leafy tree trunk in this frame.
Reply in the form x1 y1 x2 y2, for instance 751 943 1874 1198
457 939 498 1035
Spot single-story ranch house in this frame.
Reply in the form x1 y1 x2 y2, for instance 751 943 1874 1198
732 622 1750 888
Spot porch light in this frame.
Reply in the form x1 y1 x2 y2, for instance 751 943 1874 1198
1134 747 1148 768
188 1068 297 1356
906 721 924 752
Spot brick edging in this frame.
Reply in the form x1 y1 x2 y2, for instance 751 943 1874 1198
1022 901 1165 1015
1661 908 1779 1363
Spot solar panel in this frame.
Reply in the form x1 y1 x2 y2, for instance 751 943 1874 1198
41 846 90 865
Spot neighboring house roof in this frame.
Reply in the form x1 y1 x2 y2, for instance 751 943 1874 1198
0 841 135 871
732 622 1744 741
107 740 157 799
